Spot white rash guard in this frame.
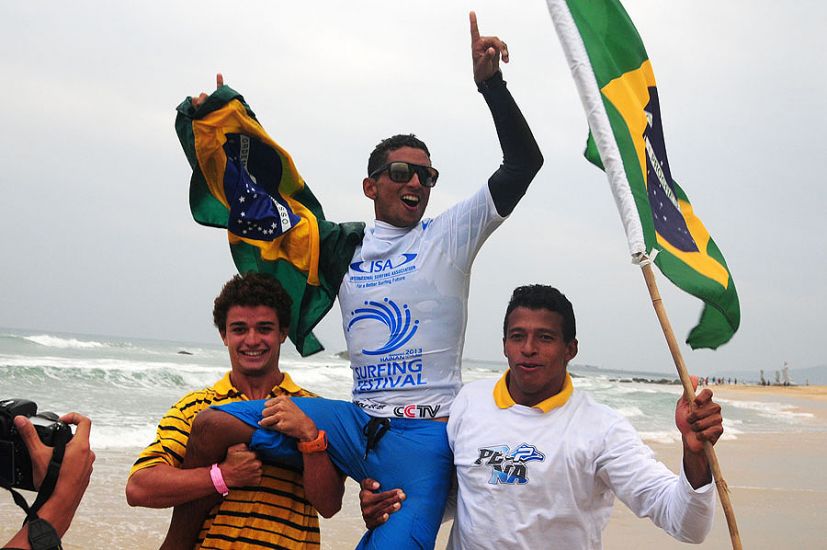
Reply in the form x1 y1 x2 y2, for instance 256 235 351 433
338 185 504 419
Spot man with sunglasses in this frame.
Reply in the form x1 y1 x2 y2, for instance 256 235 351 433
176 11 543 549
343 9 542 423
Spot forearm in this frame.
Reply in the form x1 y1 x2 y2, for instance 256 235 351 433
301 452 345 518
602 423 714 543
613 463 714 544
676 387 720 489
4 483 84 548
126 464 219 508
479 71 544 216
682 443 712 489
4 529 30 549
663 465 715 543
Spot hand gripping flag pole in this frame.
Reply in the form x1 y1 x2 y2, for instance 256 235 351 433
637 253 742 549
547 0 742 547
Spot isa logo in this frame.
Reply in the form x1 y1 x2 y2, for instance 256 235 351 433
474 443 545 485
350 254 417 274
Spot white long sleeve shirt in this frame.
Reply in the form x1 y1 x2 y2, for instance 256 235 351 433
446 374 715 549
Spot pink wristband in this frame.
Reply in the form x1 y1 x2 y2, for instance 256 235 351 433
210 463 230 496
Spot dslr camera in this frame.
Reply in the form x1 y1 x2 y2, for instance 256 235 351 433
0 399 74 491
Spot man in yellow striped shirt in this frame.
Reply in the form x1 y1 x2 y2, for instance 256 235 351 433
125 273 344 549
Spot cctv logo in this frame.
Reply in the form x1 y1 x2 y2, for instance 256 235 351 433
393 404 441 418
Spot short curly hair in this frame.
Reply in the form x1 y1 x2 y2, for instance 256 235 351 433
213 272 292 334
367 134 431 176
503 285 576 343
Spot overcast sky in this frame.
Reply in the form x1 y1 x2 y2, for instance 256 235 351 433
1 1 824 376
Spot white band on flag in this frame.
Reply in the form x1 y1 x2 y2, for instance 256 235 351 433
546 0 646 256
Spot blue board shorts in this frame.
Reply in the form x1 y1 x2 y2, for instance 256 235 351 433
216 397 453 550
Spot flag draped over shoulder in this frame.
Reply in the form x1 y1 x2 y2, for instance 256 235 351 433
546 0 740 349
175 86 364 356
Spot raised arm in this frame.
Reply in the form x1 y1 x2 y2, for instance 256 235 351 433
470 11 544 217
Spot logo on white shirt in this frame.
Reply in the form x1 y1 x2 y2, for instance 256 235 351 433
349 254 417 274
347 297 419 355
474 443 545 485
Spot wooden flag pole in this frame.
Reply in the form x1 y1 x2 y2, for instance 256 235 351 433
639 259 743 550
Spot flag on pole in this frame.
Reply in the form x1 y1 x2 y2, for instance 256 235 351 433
546 0 740 349
175 86 364 356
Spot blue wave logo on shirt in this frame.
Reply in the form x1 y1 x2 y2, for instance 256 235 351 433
347 298 419 355
349 254 417 274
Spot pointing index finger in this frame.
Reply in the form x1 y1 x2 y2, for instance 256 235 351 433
469 11 480 42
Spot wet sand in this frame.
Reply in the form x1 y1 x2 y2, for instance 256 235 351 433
2 387 825 549
710 383 827 401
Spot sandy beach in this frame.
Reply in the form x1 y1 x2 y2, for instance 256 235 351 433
2 385 825 549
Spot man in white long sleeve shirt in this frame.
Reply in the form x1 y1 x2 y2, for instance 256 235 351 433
361 284 722 548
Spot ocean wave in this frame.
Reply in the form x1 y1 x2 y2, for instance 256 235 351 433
90 422 159 449
719 398 815 422
601 383 680 396
571 378 616 392
616 406 644 418
638 430 682 444
24 334 109 349
0 361 223 391
3 331 226 359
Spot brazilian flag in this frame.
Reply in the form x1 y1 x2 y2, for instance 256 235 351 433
175 86 364 356
547 0 740 349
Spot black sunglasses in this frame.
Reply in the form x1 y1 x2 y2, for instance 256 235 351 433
369 162 439 188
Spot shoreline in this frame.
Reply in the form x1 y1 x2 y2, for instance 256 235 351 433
2 388 824 549
709 383 827 401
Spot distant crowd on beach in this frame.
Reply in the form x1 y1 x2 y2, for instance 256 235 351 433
759 367 798 386
698 377 738 386
696 367 804 387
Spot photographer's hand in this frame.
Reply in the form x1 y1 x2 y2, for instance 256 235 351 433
13 416 51 489
4 413 95 548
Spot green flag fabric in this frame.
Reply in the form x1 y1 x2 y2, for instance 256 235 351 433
547 0 740 349
175 86 364 356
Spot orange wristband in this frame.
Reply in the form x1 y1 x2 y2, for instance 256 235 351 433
297 430 328 454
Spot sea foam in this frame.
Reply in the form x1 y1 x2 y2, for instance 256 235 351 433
24 334 108 350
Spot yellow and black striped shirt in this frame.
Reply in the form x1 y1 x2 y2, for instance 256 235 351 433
130 371 321 549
